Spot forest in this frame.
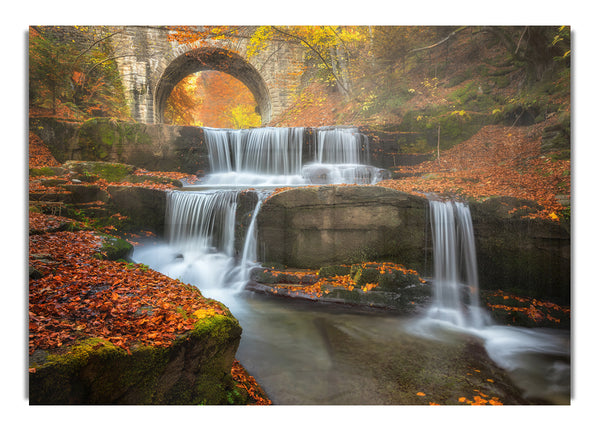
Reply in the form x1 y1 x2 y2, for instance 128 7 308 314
24 23 578 417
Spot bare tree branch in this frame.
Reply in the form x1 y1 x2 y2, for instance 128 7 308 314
409 26 467 53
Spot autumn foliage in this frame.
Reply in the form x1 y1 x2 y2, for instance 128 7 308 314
28 213 229 355
380 120 570 221
165 71 261 128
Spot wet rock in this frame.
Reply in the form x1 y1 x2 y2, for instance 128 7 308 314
29 313 243 404
257 185 428 270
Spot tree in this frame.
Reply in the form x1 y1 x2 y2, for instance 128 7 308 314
481 26 570 82
29 26 129 119
167 26 368 98
165 71 260 128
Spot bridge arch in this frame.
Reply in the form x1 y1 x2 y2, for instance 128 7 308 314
154 47 272 124
110 26 306 124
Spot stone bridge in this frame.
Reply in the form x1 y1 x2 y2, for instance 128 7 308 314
110 26 305 125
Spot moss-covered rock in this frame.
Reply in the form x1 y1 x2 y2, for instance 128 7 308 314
29 312 243 405
95 235 134 261
30 117 209 174
351 265 379 286
318 265 352 278
63 160 136 182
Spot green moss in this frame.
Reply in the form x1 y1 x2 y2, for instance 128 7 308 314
318 265 351 278
30 313 244 404
29 166 57 177
95 235 133 261
351 265 379 286
377 268 421 292
89 163 135 182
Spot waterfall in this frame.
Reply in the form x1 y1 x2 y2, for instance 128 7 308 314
203 127 305 185
302 126 383 185
315 127 362 165
166 190 238 256
135 125 388 294
201 126 385 186
427 199 488 328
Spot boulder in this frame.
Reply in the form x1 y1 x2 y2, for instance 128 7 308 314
106 186 167 234
256 185 429 270
29 313 242 404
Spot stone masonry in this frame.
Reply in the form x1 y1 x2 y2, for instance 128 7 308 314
108 26 305 125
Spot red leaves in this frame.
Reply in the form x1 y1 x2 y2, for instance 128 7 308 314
380 122 570 221
29 132 60 168
29 213 225 355
231 360 272 405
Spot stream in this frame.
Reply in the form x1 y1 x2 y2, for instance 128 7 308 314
132 126 570 405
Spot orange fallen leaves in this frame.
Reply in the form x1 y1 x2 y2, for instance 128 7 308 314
29 132 60 168
485 290 570 325
380 122 570 221
231 360 272 405
29 213 226 355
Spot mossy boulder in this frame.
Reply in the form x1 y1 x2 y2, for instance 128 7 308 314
29 313 243 405
350 265 379 286
95 235 134 261
63 160 136 182
318 265 351 278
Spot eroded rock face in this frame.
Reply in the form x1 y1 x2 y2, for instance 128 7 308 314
29 314 242 405
256 187 570 304
30 117 209 175
106 186 167 234
256 186 429 270
469 197 570 303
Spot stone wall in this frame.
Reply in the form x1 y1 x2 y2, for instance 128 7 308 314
30 117 209 175
469 197 570 303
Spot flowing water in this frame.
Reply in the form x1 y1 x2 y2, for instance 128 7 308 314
132 126 570 405
409 199 570 404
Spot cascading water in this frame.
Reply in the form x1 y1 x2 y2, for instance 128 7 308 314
136 125 386 294
302 126 385 185
199 126 386 186
203 127 306 185
412 198 570 403
427 199 488 328
133 190 241 293
166 190 238 256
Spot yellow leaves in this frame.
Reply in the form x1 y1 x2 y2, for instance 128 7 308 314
549 212 560 221
193 308 217 320
362 283 377 292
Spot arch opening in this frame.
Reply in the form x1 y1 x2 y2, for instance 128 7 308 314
155 47 272 125
165 71 262 128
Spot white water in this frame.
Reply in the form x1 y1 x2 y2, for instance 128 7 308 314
409 199 571 403
198 126 384 186
135 126 382 291
426 200 489 328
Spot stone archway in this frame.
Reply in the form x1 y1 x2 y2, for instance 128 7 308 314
154 47 272 125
